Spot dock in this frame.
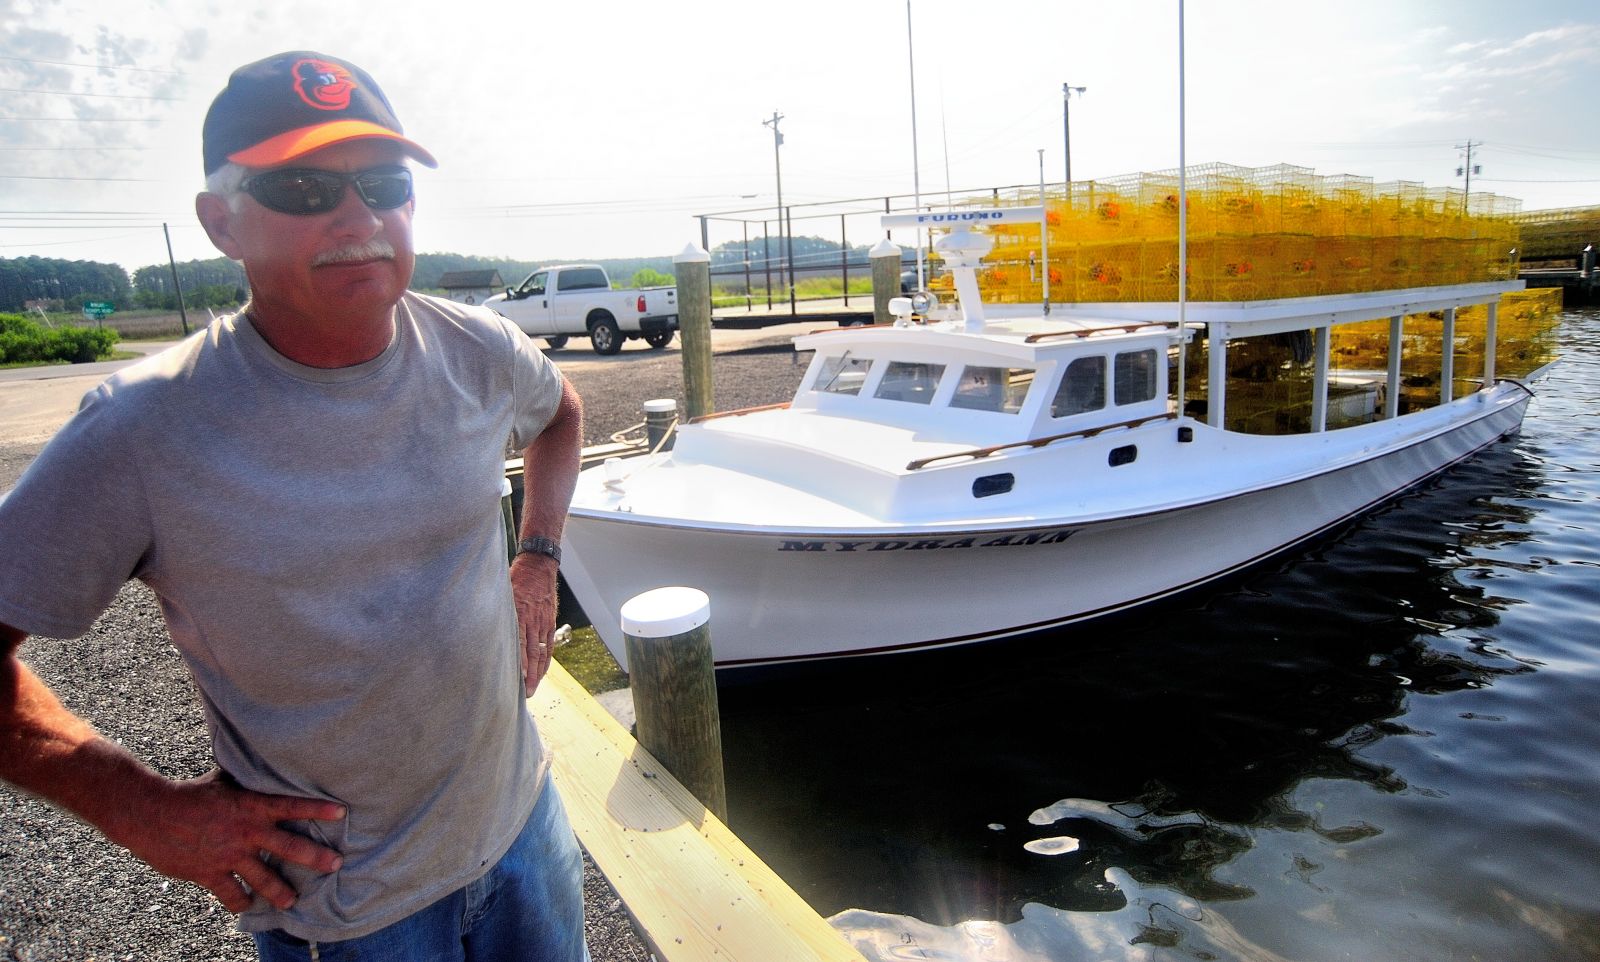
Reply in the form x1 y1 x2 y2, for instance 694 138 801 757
528 661 868 961
1518 266 1599 306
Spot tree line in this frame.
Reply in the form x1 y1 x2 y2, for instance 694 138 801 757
0 237 878 313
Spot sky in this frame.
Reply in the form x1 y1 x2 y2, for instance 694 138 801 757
3 0 1598 277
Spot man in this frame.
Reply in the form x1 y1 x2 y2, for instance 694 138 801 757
0 51 589 961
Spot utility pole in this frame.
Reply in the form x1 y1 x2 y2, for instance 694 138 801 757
1456 140 1481 214
163 222 190 337
762 111 790 305
1062 83 1086 185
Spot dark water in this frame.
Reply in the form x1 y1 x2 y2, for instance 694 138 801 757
716 307 1600 961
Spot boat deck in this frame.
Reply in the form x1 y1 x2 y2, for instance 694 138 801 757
576 382 1529 533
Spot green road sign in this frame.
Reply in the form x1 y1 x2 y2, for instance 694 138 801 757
82 301 114 319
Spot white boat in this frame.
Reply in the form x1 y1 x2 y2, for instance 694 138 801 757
559 208 1536 670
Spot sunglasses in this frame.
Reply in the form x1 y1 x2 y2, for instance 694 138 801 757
239 165 413 215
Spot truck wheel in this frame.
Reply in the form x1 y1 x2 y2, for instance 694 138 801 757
643 330 674 349
544 335 569 350
588 316 623 355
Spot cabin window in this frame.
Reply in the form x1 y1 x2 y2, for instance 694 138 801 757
813 355 873 396
874 362 946 404
1114 350 1158 406
1050 356 1106 418
951 366 1033 414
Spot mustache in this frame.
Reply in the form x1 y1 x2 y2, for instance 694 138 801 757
311 239 396 267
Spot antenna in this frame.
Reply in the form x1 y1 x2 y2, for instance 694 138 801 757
1177 0 1189 422
906 0 925 290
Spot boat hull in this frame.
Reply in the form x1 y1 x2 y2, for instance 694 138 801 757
561 393 1530 669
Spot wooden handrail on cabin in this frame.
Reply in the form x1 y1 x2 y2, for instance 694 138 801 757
1023 322 1174 344
687 402 792 424
905 412 1176 470
808 322 895 335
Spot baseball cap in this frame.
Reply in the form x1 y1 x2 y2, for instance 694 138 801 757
202 51 437 175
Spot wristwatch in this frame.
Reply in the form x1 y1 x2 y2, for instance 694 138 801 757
517 536 562 564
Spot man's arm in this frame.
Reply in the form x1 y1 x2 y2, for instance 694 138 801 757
0 620 345 912
510 376 583 695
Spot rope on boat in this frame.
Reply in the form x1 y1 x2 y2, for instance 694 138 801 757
1495 377 1537 400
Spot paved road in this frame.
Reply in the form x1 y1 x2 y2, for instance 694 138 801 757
0 321 820 490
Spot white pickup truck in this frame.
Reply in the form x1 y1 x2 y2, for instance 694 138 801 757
483 264 678 355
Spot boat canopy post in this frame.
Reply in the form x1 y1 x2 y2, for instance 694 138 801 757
1441 307 1457 404
1483 299 1499 387
1386 314 1403 419
1312 324 1330 432
1207 321 1228 428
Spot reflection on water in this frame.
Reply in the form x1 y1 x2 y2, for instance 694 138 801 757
717 308 1600 961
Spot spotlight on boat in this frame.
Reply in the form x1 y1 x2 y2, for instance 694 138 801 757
910 290 939 318
888 296 917 327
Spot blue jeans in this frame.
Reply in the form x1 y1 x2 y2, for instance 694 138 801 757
253 782 590 962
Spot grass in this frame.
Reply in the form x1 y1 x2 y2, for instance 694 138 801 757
712 276 874 309
553 625 630 694
31 308 227 341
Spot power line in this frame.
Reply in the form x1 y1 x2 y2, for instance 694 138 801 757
1478 177 1600 184
0 116 165 122
0 85 187 101
0 230 154 249
0 145 148 151
0 54 184 75
0 174 161 182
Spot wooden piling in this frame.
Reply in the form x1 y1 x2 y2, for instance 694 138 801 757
499 476 516 563
675 245 714 420
870 237 901 327
528 660 868 961
621 587 727 822
643 398 677 452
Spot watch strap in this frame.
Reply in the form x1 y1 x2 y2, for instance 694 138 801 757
517 536 562 564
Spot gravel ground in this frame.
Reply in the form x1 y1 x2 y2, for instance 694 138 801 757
0 333 809 962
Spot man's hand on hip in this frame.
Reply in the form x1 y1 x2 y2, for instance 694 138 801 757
510 552 560 696
113 769 346 913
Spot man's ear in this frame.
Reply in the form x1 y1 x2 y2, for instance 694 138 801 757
195 192 244 260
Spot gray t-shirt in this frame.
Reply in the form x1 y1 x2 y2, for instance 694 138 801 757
0 292 565 941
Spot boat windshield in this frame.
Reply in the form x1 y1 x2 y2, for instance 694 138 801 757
1051 356 1106 418
950 366 1034 414
874 362 946 405
1114 349 1159 405
815 353 873 396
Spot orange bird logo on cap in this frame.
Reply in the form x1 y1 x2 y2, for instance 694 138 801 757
292 58 355 111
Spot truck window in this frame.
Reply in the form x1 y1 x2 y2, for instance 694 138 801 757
557 268 609 292
520 272 547 296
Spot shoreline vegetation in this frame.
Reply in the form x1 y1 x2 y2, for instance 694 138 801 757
0 312 120 366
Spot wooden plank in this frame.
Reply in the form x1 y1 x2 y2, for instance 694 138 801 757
528 662 867 962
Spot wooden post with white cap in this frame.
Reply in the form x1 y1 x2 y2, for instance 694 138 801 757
675 244 714 420
622 587 727 821
870 237 901 326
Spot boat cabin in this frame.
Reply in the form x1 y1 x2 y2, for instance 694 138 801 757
789 323 1176 451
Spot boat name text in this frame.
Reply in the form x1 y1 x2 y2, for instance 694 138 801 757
778 530 1076 552
910 211 1006 225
